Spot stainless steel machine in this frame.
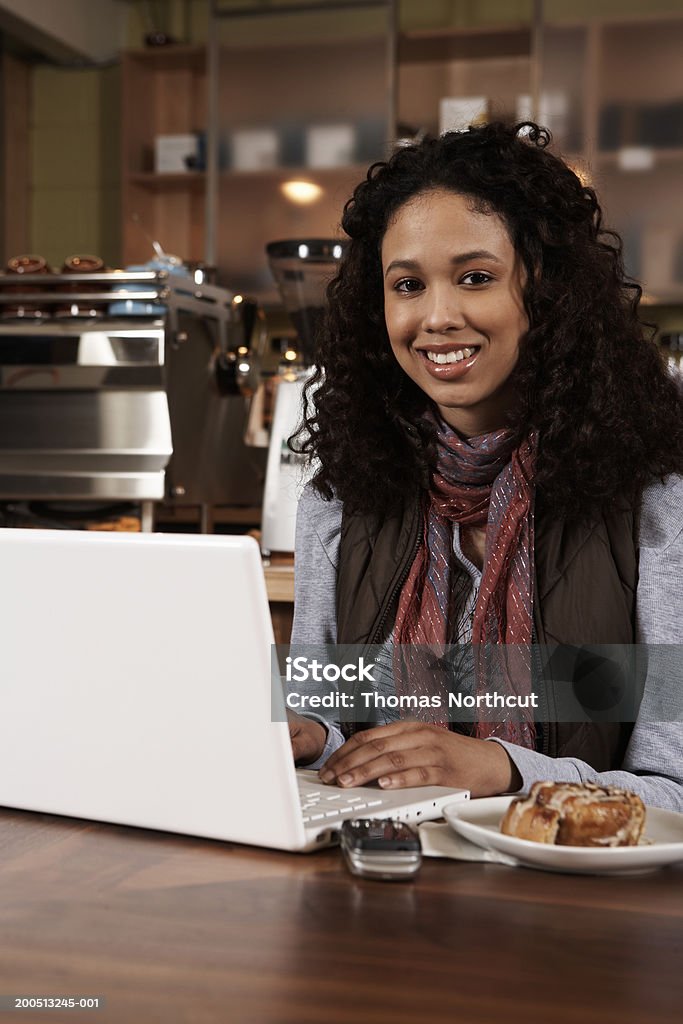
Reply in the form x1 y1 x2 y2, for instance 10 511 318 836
0 269 267 530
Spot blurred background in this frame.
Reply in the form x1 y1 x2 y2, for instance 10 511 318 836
1 0 682 307
0 0 681 555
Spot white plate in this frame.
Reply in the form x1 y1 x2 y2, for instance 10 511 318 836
443 796 683 875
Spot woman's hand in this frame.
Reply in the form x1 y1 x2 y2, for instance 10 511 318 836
318 721 522 798
288 711 327 766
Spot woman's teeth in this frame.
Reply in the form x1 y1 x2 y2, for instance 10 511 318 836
425 347 476 364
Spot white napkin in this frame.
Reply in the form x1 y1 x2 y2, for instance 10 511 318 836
418 820 518 865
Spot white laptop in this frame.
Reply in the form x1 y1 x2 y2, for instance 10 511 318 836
0 529 468 852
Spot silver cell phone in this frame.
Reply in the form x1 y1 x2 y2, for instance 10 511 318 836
340 818 422 881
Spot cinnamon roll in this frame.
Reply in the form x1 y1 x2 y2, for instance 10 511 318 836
500 781 645 847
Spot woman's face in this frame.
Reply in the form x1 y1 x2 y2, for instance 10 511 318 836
381 188 528 437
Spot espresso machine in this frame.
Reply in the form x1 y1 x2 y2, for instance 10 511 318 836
0 261 267 531
260 239 345 557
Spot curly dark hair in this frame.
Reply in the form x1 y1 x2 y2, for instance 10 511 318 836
293 120 683 517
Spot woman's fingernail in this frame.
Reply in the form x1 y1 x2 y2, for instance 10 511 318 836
338 772 353 786
319 769 333 783
378 777 391 788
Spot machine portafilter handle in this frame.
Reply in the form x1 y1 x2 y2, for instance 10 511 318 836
214 352 240 396
214 295 267 397
237 297 260 349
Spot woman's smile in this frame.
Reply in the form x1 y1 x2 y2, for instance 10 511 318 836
381 188 528 436
418 344 480 379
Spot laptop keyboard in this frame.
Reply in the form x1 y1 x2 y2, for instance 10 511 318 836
298 778 385 825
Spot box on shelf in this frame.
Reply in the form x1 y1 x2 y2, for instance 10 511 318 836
517 92 570 140
305 124 355 168
439 97 488 135
231 129 279 171
154 134 199 173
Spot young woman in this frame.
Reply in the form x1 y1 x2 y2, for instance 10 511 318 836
287 121 683 809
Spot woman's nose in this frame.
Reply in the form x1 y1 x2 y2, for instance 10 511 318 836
422 286 465 333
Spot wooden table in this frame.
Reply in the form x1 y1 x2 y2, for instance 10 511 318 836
263 558 294 645
0 807 681 1024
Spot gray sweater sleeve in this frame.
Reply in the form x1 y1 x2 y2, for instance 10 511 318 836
291 483 342 645
290 485 345 765
291 477 683 809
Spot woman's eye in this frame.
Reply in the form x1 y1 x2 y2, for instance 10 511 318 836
461 271 492 286
394 278 423 294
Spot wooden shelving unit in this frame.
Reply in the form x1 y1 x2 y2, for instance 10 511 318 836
120 9 683 304
121 45 208 266
542 12 683 303
394 10 683 305
396 22 532 139
120 36 388 294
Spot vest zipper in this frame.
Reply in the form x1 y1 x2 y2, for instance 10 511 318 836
368 531 422 647
343 532 422 737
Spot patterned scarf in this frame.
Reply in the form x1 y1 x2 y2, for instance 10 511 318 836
393 414 537 748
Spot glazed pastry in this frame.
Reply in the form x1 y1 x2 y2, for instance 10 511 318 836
500 781 646 847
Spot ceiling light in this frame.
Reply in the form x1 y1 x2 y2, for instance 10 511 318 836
281 180 323 205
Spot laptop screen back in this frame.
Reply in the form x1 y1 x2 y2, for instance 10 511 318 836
0 529 305 848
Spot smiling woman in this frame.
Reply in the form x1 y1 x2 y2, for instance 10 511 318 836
286 122 683 811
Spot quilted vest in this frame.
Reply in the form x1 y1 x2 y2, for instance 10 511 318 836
336 493 639 770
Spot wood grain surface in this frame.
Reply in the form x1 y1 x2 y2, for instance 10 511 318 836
0 807 681 1024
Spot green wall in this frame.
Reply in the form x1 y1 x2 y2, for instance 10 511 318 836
30 63 120 268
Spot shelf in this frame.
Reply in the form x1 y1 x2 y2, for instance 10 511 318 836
125 45 206 71
129 172 206 190
398 25 531 62
128 165 376 191
218 162 374 180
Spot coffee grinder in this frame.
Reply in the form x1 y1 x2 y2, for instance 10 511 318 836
261 239 345 557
